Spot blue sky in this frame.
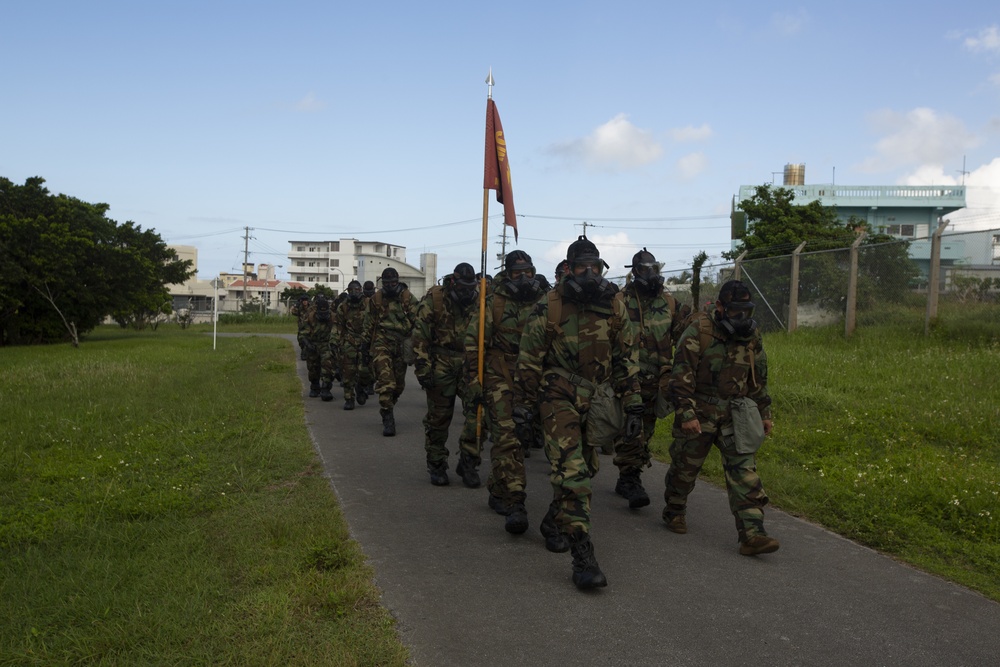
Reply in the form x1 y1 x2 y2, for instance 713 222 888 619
4 1 999 281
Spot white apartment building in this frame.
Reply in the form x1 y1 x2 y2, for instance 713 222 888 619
287 238 437 298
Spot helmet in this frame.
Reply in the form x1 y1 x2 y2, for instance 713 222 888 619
314 294 332 322
380 267 402 298
626 247 663 295
503 250 540 301
715 280 757 338
362 280 376 298
566 235 600 265
564 236 611 302
347 280 363 302
448 262 478 307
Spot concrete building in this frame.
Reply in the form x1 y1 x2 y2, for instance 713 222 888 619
733 164 968 276
287 239 437 299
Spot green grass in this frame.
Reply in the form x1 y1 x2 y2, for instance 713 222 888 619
651 319 1000 600
0 328 407 666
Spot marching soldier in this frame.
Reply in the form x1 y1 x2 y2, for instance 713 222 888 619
335 280 370 411
303 295 336 401
364 268 417 436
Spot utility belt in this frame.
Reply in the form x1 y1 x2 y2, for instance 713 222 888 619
546 365 599 391
693 391 729 407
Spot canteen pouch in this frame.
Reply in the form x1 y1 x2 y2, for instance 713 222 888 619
730 396 765 455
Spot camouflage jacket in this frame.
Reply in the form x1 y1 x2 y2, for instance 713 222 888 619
413 285 477 377
514 283 641 411
668 312 772 424
464 279 545 386
335 297 369 348
621 283 681 392
363 289 417 348
303 307 334 344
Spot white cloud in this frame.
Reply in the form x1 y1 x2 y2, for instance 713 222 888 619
770 9 808 36
294 92 326 112
963 25 1000 54
548 114 663 171
543 232 638 277
857 108 979 173
675 152 708 180
902 158 1000 231
669 124 713 142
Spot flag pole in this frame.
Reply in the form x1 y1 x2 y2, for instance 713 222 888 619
476 69 494 443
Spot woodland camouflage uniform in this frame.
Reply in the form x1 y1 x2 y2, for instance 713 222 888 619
465 250 545 533
363 268 417 436
413 263 480 487
514 236 641 589
335 281 370 410
664 279 779 555
303 296 336 401
291 297 311 360
612 248 691 509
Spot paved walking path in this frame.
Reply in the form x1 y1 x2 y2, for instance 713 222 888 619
271 335 999 666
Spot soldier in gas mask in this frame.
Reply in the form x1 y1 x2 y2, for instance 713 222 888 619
335 280 370 411
364 268 417 436
413 263 481 487
664 279 779 556
304 295 336 401
513 236 642 590
466 250 546 535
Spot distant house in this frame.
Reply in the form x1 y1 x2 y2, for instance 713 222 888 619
287 238 437 299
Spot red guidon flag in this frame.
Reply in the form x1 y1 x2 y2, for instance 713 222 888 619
484 98 517 240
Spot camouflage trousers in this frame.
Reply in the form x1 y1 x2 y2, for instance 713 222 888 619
482 353 526 502
372 336 407 410
612 380 659 473
339 339 363 400
539 372 602 538
305 342 335 385
663 413 770 540
423 355 479 466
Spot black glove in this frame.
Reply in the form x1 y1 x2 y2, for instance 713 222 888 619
624 405 644 442
361 349 372 365
512 405 535 446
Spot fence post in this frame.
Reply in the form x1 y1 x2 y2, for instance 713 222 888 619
788 241 807 332
733 250 747 280
924 218 950 335
845 233 866 338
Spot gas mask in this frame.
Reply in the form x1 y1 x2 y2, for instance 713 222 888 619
315 298 332 323
448 278 478 307
347 285 363 303
632 264 664 296
715 299 757 338
507 268 540 301
381 278 403 298
566 259 611 302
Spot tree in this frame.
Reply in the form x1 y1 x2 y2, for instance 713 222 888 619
0 176 193 345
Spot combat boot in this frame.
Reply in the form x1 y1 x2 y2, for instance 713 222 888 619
380 408 396 437
455 454 481 489
300 348 307 361
739 534 780 556
320 382 334 402
343 397 355 411
505 495 529 535
615 469 650 509
662 509 688 534
569 534 608 590
539 505 569 553
427 461 449 486
308 382 321 398
488 493 510 516
355 386 367 405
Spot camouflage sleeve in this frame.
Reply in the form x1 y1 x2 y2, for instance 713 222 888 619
404 292 418 334
513 300 548 409
361 303 374 350
412 295 433 376
668 322 703 423
750 336 772 420
611 295 642 410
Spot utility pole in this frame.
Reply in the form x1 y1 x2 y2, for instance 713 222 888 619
957 155 969 186
242 226 251 310
581 220 590 237
495 224 509 272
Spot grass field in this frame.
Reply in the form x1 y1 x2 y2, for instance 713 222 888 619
3 311 999 662
0 326 407 666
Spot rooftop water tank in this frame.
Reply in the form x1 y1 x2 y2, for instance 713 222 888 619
784 163 805 186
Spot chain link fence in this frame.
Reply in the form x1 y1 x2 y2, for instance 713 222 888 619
658 227 1000 336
